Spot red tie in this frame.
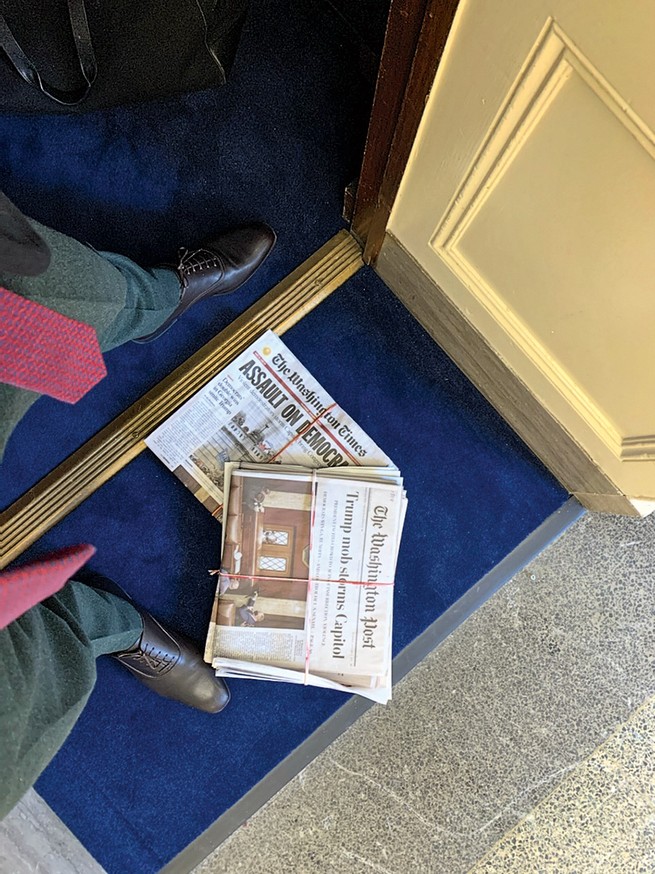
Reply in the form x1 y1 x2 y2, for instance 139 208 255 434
0 286 106 402
0 544 96 629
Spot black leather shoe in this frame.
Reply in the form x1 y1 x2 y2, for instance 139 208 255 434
134 222 276 343
113 610 230 713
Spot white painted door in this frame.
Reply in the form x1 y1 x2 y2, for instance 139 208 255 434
387 0 655 502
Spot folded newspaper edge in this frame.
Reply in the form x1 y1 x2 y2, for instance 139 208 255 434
205 463 407 704
145 330 393 521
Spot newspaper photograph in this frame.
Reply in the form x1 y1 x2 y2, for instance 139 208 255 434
145 330 394 519
205 465 407 703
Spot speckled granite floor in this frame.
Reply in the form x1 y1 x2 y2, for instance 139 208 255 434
2 511 654 873
470 695 655 874
0 791 102 874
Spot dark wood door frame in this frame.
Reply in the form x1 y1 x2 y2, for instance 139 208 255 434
351 0 461 263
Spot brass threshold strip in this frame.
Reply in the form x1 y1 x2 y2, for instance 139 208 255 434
0 230 364 569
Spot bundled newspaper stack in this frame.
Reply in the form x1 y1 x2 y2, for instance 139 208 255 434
146 330 407 703
204 463 406 703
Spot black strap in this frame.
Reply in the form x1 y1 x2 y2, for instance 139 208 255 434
0 0 97 106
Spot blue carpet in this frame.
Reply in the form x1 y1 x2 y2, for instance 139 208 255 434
0 2 567 871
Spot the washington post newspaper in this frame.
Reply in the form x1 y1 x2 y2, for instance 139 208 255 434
146 331 393 519
205 464 407 704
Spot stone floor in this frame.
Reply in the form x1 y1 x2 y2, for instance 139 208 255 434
2 510 654 873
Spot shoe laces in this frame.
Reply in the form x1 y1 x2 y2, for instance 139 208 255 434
130 642 175 674
176 247 224 288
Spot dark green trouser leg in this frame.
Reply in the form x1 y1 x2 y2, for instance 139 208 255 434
0 218 181 461
0 581 142 820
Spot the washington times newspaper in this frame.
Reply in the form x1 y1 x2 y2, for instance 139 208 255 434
146 331 393 520
205 465 406 704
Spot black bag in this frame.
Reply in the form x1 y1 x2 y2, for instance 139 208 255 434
0 0 249 113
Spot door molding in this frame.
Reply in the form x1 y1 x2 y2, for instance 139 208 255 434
430 17 655 465
376 231 639 515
